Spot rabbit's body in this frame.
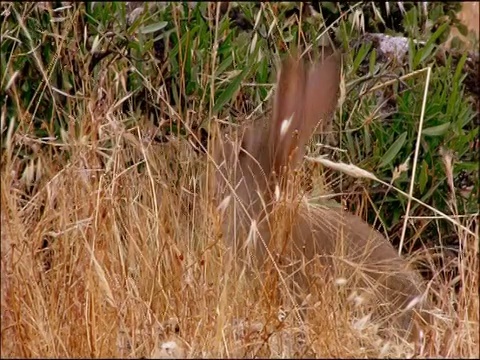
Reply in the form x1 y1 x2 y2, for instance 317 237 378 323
211 53 430 338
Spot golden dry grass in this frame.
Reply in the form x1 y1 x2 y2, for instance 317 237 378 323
1 2 479 358
445 2 480 50
1 107 478 358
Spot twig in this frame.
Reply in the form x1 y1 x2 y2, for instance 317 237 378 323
398 66 431 255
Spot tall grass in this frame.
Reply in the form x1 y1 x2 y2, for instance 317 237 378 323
1 2 478 358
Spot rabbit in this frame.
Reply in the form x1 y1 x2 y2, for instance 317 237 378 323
210 51 431 339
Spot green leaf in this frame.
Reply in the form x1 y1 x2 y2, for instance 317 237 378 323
369 48 377 74
140 21 168 34
456 23 469 37
408 38 415 71
213 67 248 114
419 160 428 193
217 55 234 75
352 43 371 73
152 28 175 43
456 162 479 172
422 122 451 136
414 22 449 66
453 52 468 84
379 131 407 168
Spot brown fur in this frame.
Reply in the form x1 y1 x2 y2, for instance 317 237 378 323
211 52 430 339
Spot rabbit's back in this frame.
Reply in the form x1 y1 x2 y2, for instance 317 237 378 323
271 202 429 334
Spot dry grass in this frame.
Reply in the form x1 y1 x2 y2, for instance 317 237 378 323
1 104 478 358
444 2 480 50
1 2 479 358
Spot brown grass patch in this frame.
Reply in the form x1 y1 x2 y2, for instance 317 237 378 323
1 109 478 357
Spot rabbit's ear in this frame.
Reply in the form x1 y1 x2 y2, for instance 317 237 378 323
271 52 341 172
270 56 307 172
302 52 341 152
